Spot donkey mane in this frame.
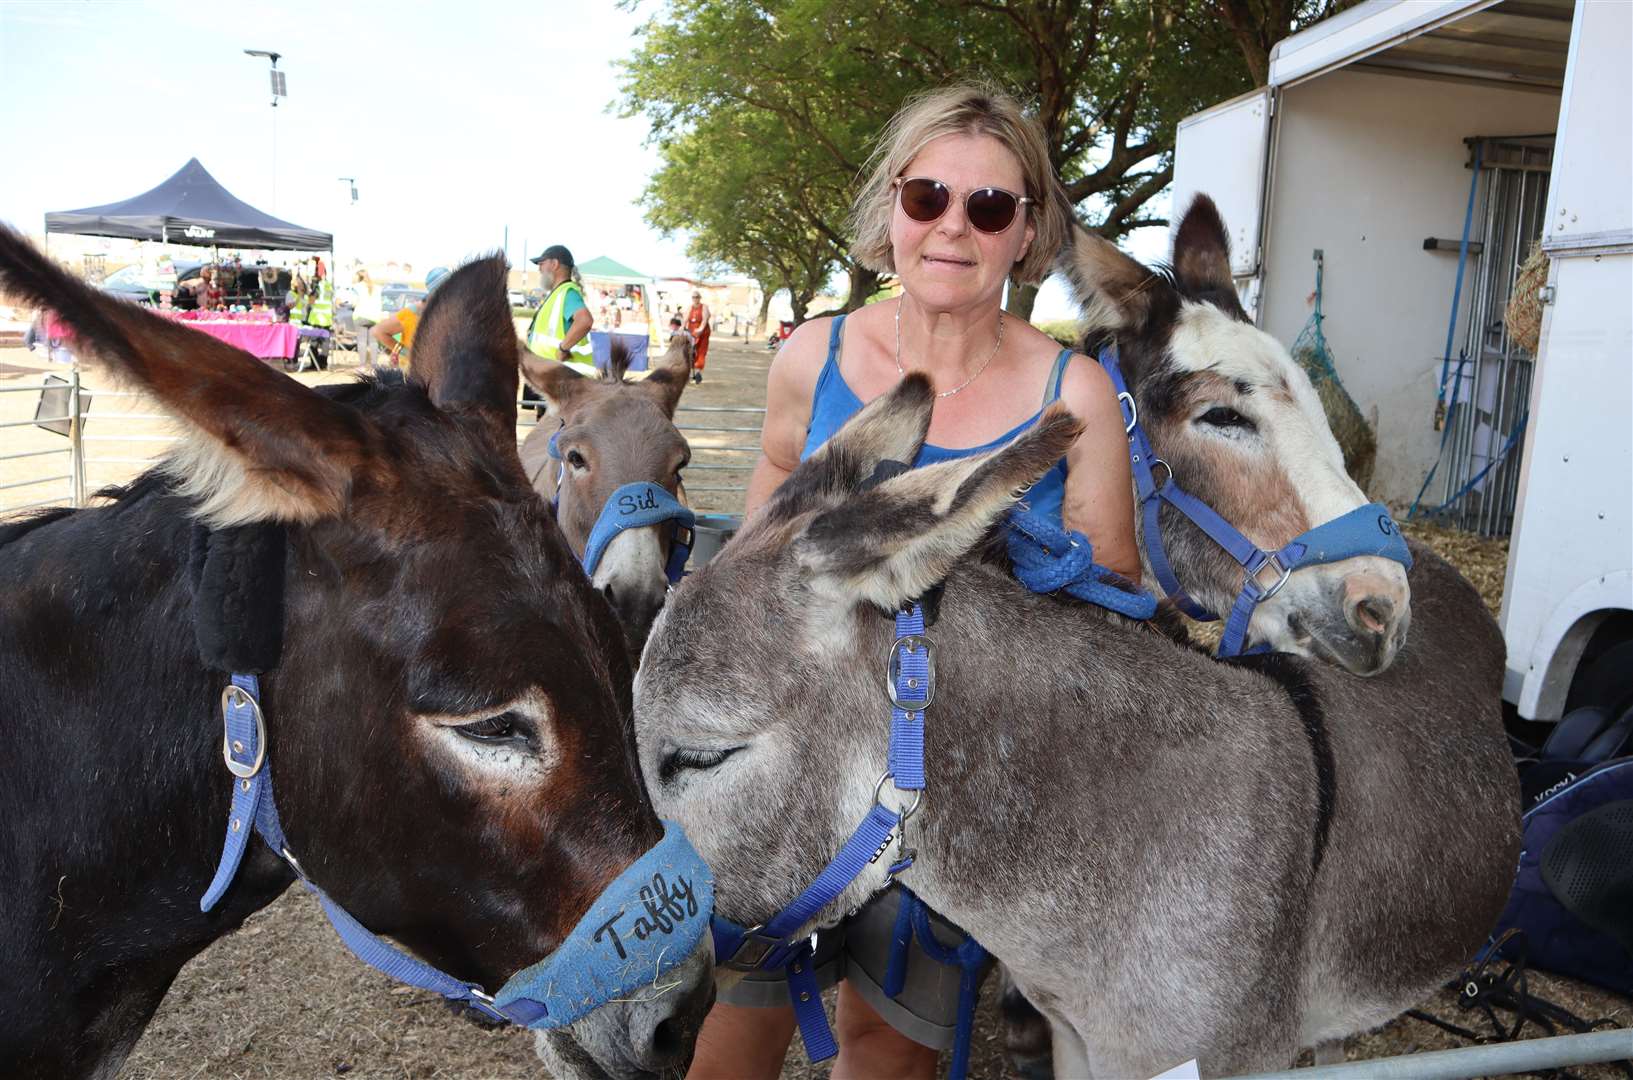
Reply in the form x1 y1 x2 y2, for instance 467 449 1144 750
602 339 632 384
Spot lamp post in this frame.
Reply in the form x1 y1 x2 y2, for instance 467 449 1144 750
244 50 285 210
337 177 358 271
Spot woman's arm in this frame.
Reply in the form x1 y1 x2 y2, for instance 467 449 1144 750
743 319 829 518
1058 356 1141 583
371 313 403 349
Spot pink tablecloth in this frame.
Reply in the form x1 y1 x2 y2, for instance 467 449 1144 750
176 320 298 359
45 312 298 359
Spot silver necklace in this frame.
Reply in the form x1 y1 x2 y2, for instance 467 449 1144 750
895 304 1004 399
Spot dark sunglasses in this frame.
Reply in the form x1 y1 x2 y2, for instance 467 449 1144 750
893 176 1034 234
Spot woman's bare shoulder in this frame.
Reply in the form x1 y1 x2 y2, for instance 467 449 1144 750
768 315 839 398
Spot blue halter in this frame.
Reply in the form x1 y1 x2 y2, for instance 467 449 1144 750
711 601 931 1062
1096 343 1413 656
203 674 713 1028
548 430 695 584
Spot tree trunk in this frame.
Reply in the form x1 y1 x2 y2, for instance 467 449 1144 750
1005 280 1040 322
790 290 813 326
755 283 774 337
843 263 881 312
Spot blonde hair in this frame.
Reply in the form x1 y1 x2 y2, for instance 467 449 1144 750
849 83 1070 286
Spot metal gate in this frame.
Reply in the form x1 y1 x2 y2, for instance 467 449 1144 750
1440 135 1554 537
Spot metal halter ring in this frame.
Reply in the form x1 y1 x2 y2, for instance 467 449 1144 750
1250 552 1295 600
1117 391 1138 435
873 772 923 822
1149 457 1174 489
220 684 267 779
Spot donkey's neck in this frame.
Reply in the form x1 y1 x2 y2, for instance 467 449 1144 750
0 492 294 1075
841 563 1311 963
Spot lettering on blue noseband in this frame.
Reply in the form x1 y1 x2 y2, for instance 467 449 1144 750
617 487 661 517
593 872 700 960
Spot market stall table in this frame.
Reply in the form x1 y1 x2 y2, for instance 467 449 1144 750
161 310 298 360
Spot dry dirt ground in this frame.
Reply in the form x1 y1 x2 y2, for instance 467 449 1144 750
1 338 1626 1078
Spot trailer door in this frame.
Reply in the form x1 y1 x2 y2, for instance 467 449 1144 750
1173 88 1271 281
1500 0 1633 719
1173 88 1272 320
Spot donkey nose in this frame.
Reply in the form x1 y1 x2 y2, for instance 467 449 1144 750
1342 572 1404 646
629 963 715 1071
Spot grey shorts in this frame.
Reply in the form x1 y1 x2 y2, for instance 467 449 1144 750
717 886 993 1050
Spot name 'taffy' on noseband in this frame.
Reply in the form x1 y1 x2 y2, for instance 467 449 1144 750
1096 344 1413 656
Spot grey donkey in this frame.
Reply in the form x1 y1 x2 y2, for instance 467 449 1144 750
633 375 1520 1077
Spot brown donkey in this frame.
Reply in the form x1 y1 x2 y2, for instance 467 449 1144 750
519 337 694 652
0 234 712 1080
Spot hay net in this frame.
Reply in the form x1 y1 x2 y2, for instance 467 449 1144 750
1290 252 1376 492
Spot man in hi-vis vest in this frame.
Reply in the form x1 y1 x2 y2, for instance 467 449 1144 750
526 245 593 372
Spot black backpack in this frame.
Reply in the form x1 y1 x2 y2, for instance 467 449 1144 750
1493 705 1633 995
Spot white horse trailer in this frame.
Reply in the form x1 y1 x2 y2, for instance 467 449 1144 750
1171 0 1631 723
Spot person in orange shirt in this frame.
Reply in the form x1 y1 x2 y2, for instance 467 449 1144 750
684 290 711 384
371 267 449 370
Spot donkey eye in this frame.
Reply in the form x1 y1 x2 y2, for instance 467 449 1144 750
658 745 742 783
566 449 588 469
1198 406 1255 431
453 711 533 745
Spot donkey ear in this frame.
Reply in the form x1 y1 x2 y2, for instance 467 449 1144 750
408 255 518 435
761 374 935 520
635 335 692 418
520 351 593 417
0 225 378 527
1172 194 1234 294
795 404 1083 609
1060 222 1160 334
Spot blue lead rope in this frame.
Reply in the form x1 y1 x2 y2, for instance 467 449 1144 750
1005 510 1158 621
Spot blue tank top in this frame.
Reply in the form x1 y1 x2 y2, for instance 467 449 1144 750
799 314 1073 525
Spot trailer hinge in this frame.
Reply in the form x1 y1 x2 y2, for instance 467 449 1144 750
1539 284 1557 305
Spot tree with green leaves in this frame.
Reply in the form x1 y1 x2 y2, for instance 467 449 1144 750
641 108 842 327
623 0 1354 321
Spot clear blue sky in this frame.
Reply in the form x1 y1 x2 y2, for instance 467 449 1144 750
0 0 1161 319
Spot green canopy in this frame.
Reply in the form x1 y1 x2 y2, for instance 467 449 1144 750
577 256 648 284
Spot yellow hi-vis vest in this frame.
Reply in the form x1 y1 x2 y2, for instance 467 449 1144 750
527 281 593 362
287 288 310 323
305 278 334 329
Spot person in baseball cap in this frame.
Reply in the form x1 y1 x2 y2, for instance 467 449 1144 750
370 266 452 371
525 245 593 365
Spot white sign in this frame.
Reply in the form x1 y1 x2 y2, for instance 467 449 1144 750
1149 1061 1201 1080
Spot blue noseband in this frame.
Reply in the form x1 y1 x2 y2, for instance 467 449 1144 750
548 430 695 585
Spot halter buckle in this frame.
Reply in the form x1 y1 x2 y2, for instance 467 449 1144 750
886 636 935 711
220 684 267 779
721 924 785 971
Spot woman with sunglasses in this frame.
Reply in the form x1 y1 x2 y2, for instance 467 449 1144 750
692 85 1139 1080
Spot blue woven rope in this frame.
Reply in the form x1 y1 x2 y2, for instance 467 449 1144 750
1004 510 1157 620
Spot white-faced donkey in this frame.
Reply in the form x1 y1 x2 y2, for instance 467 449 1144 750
634 373 1520 1076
